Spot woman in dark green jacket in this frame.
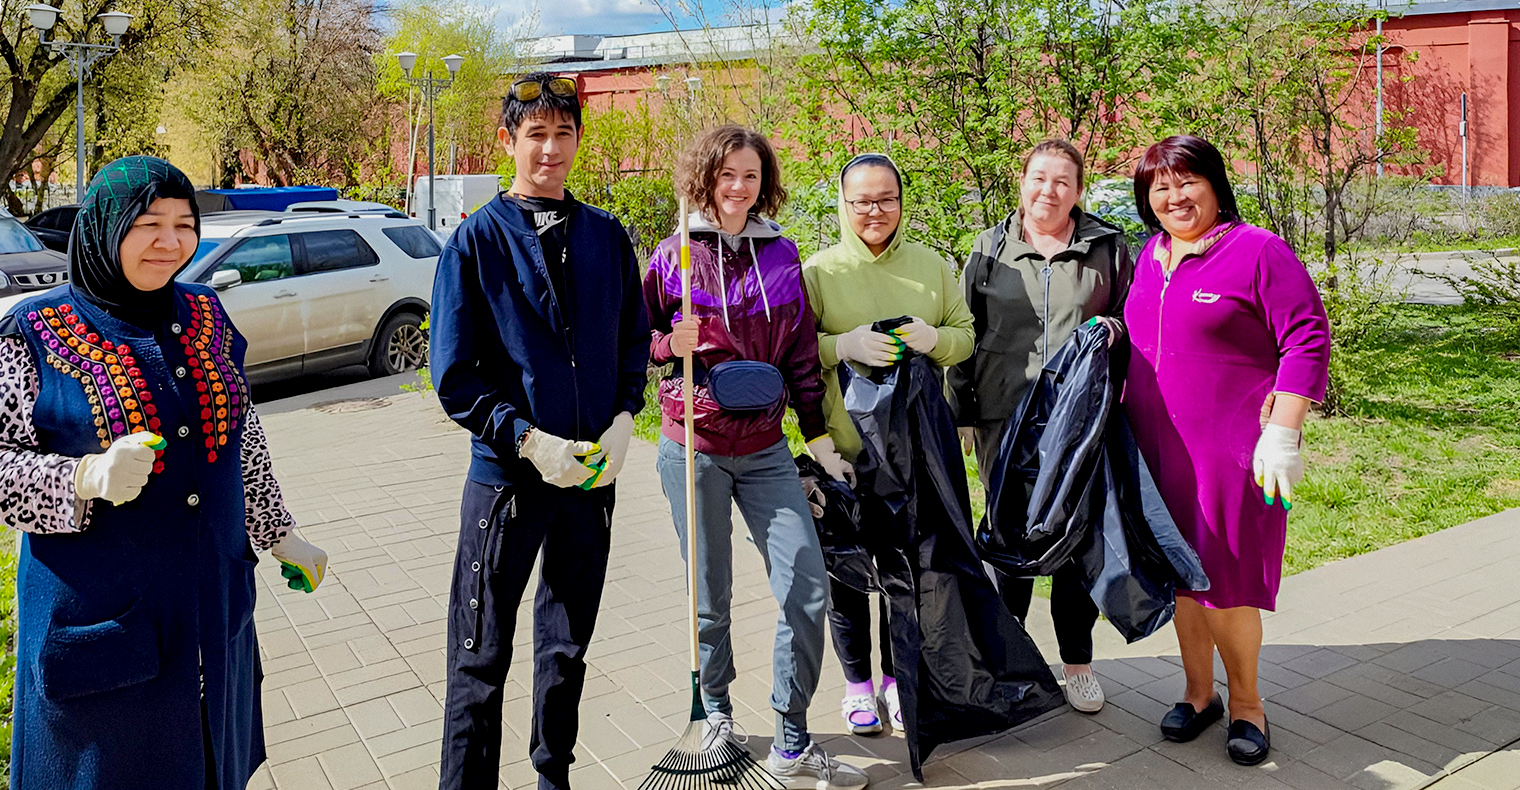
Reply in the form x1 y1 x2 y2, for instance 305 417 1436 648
948 138 1133 715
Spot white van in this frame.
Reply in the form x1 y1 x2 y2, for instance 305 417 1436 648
411 175 503 230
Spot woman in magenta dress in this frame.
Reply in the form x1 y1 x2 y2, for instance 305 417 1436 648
1121 136 1330 766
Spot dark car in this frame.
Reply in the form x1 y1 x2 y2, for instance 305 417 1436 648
0 214 68 295
23 204 78 253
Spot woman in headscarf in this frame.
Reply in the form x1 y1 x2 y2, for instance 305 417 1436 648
802 153 976 734
0 156 328 790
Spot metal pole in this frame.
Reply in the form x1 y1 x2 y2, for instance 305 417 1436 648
1375 12 1384 178
75 56 86 197
1461 92 1469 200
426 73 437 231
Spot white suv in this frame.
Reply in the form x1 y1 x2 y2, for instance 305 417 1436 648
179 211 436 384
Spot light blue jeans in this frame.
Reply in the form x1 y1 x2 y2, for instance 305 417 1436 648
656 436 829 752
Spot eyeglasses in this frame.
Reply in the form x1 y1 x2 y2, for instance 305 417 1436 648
845 196 901 215
508 77 578 103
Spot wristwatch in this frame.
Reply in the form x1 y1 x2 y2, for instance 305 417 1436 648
515 425 535 455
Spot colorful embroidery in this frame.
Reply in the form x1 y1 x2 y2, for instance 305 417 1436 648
180 293 248 464
27 304 166 473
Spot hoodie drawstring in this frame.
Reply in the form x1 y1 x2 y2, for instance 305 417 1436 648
715 235 771 331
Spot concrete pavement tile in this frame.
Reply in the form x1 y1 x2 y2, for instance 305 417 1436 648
333 671 424 707
325 657 415 690
303 623 386 651
1299 733 1437 782
1453 704 1520 744
310 643 363 675
315 741 385 790
1347 760 1434 790
1375 643 1454 675
347 632 405 665
1085 700 1167 748
385 764 442 789
1382 710 1498 752
263 688 298 726
1273 679 1357 715
345 697 405 740
1266 760 1359 790
365 720 443 759
1090 659 1156 691
565 765 627 790
1444 748 1520 790
270 756 335 790
376 742 441 779
404 650 448 685
1311 695 1401 732
247 764 276 790
1264 705 1347 746
1320 667 1428 710
285 677 343 718
1011 709 1103 751
388 686 445 727
1257 662 1315 692
1281 648 1360 680
266 723 361 764
1354 722 1463 771
1413 659 1492 691
1406 691 1491 726
265 708 350 746
1107 688 1173 725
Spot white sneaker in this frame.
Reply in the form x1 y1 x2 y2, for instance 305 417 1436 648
1063 667 1105 713
840 694 882 735
702 711 747 751
878 684 902 730
767 742 870 790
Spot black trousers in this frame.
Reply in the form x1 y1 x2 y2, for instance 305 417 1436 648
439 479 614 790
995 563 1099 666
827 576 894 684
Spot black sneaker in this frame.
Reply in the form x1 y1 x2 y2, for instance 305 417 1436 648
1159 693 1224 743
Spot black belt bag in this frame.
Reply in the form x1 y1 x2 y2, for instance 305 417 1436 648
704 360 786 412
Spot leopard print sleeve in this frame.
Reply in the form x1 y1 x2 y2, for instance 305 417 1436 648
0 336 91 533
240 405 295 550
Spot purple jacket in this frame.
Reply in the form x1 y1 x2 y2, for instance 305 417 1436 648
644 213 827 456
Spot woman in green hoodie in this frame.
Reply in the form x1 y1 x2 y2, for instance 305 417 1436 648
802 153 975 735
948 138 1134 716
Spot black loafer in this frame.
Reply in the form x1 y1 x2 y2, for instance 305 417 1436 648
1227 718 1270 766
1159 693 1224 742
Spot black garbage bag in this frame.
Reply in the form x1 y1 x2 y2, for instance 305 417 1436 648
977 322 1210 643
795 454 880 594
842 337 1062 781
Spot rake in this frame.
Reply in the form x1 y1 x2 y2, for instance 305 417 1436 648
637 199 783 790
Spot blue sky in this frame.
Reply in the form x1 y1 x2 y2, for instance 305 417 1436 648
491 0 779 38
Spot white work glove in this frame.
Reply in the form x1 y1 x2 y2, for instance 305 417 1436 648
519 427 601 488
1253 423 1304 511
958 427 975 457
891 317 939 354
835 324 902 368
271 530 328 593
590 412 634 488
74 432 162 506
806 436 855 486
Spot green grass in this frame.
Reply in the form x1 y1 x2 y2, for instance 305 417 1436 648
1288 304 1520 573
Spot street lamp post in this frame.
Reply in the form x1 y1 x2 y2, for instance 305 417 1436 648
396 52 464 231
24 4 132 198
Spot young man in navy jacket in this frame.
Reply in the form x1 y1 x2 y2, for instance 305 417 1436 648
430 73 649 790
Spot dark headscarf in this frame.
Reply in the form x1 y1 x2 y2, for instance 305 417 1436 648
70 156 200 328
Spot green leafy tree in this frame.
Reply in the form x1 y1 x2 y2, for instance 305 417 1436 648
170 0 383 186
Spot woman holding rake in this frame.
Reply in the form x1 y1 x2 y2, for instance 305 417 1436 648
642 125 869 790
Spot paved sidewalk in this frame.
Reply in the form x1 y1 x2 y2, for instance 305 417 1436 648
245 391 1520 790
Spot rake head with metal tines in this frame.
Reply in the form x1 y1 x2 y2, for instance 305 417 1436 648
636 709 782 790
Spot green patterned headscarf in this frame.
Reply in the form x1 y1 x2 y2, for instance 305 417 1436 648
71 156 200 326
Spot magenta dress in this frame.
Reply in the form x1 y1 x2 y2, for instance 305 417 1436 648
1121 223 1330 611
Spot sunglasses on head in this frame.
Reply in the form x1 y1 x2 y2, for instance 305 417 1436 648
508 77 578 103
